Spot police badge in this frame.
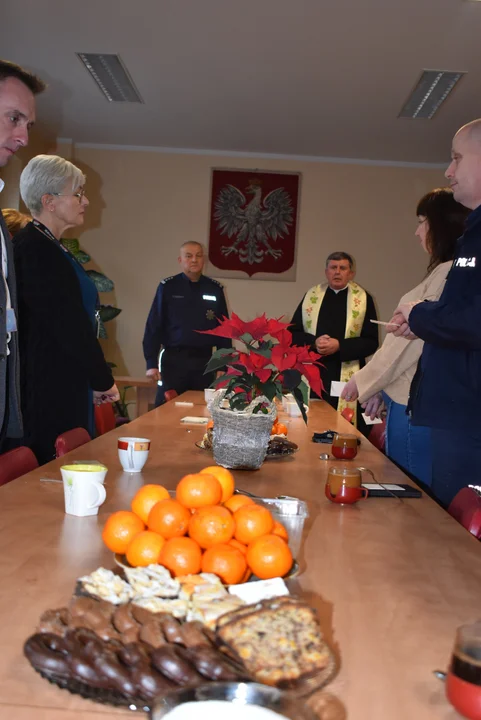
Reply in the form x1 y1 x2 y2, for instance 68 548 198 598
206 309 215 320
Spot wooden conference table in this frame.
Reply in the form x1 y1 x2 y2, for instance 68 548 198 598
1 392 480 719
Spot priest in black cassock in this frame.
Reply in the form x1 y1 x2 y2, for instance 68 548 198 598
290 252 378 435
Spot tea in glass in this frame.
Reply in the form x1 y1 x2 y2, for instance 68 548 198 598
331 433 358 460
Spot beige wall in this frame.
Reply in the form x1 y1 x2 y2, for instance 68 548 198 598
62 147 444 375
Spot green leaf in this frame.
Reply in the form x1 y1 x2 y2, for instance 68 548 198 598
99 305 121 323
261 380 278 402
293 386 308 423
87 270 114 293
98 319 107 339
239 332 254 344
204 352 238 374
252 346 273 359
282 368 302 390
62 238 80 253
72 250 91 264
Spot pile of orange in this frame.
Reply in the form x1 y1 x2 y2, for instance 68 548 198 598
271 420 288 436
102 466 293 584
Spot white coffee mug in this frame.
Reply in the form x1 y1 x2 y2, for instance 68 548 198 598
118 437 151 473
204 388 215 404
61 464 107 517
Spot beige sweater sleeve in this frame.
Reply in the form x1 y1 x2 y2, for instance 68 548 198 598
355 262 451 404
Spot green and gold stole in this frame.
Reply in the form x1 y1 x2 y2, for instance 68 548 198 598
301 281 367 426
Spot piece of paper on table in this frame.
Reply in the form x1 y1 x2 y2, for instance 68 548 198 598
180 416 209 424
175 401 194 407
363 483 405 491
228 577 289 603
330 381 346 397
362 413 383 426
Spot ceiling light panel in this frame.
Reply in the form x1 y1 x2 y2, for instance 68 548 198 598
399 70 465 119
76 53 143 103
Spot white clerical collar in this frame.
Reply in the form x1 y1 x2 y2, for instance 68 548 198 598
329 285 348 294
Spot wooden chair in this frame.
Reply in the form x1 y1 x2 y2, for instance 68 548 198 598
0 447 38 486
55 428 91 457
448 487 481 539
368 420 386 453
95 403 117 436
164 389 178 402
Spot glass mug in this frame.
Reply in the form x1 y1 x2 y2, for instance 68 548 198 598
325 466 369 504
331 433 358 460
446 622 481 719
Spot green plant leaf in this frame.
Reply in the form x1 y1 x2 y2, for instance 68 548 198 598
204 352 238 374
293 386 308 423
99 305 121 323
73 250 91 264
62 238 80 253
261 379 278 401
98 319 108 339
282 368 302 390
239 332 254 344
87 270 114 293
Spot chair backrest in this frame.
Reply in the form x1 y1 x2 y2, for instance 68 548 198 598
164 389 178 402
448 487 481 539
368 420 386 453
95 403 117 436
55 428 91 457
0 446 38 486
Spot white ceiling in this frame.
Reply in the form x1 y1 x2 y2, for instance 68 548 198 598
3 0 481 163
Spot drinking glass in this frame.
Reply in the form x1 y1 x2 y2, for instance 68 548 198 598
446 621 481 719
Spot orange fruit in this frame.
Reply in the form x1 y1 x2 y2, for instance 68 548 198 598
246 534 293 580
188 505 235 549
276 422 288 436
199 466 235 503
206 420 214 430
241 567 252 583
271 422 279 435
131 484 170 524
160 537 202 576
126 530 165 567
224 494 255 513
201 543 247 585
176 473 222 509
147 499 191 539
102 511 145 554
234 504 274 545
228 538 248 555
272 520 289 542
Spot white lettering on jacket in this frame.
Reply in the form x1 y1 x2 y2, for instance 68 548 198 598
455 257 476 268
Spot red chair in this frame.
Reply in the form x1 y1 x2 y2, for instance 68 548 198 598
0 446 38 486
369 420 386 453
164 389 178 402
55 428 91 457
448 487 481 539
95 403 117 436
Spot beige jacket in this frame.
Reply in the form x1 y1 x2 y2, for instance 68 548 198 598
355 262 452 406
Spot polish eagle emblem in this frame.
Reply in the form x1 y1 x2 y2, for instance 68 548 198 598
214 179 294 265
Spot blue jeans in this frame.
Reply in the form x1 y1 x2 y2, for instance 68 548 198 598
382 392 432 488
431 427 481 508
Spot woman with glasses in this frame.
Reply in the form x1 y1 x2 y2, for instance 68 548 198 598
12 154 119 464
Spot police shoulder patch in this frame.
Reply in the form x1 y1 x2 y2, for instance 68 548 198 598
161 275 175 285
206 276 224 288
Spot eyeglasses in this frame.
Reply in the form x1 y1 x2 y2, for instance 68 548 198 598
51 188 86 203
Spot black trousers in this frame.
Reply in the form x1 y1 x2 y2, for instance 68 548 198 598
155 348 215 407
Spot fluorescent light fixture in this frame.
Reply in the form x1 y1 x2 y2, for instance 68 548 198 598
76 53 143 103
399 70 465 119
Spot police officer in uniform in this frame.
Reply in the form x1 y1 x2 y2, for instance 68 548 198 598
143 242 230 406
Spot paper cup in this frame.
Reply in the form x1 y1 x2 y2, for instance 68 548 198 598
118 437 150 473
61 464 107 517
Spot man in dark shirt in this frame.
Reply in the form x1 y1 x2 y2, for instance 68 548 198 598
143 242 230 405
290 251 378 433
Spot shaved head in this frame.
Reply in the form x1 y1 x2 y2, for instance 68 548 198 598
446 119 481 210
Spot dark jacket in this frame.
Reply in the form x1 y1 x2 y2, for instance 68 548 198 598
13 223 113 463
0 209 22 440
409 205 481 431
143 272 230 370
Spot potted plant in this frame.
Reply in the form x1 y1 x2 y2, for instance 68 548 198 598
199 313 322 470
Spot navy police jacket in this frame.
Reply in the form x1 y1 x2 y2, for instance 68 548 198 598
409 205 481 431
143 273 230 370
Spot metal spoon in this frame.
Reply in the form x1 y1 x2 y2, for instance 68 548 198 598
433 670 447 682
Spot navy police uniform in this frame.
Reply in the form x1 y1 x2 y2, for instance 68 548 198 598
143 273 230 405
409 204 481 506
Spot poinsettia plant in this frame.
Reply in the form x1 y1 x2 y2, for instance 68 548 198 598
198 313 323 423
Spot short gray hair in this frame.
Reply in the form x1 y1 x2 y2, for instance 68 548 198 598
20 155 85 214
325 251 354 270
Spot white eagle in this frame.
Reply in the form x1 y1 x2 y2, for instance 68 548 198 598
214 181 294 264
